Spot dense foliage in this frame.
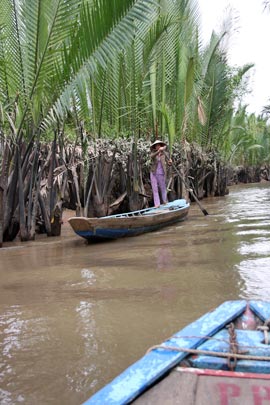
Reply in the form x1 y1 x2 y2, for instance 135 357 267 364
0 0 269 245
0 0 269 162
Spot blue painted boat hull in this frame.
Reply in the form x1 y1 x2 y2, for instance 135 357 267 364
83 300 270 404
69 199 189 241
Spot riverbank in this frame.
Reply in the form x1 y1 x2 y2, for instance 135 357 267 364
1 136 269 247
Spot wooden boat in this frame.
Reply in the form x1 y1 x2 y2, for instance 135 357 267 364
68 199 189 242
83 300 270 404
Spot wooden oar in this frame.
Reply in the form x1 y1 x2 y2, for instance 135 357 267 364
165 153 209 216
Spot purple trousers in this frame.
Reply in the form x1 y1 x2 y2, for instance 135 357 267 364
150 172 167 207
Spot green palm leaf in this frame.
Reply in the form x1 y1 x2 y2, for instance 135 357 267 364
42 0 156 130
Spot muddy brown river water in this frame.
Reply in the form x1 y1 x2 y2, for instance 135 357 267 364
1 183 270 404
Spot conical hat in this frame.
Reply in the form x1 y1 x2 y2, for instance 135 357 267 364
150 140 166 149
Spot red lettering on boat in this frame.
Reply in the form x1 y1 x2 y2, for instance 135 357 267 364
218 382 241 405
252 385 270 404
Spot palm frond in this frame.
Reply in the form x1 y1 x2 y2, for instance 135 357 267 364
42 0 156 130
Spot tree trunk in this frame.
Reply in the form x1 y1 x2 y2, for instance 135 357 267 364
38 192 51 236
50 201 63 236
18 153 28 241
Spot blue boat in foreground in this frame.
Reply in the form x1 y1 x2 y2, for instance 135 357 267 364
68 199 189 242
83 300 270 404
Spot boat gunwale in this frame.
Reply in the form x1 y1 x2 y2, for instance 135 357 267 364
68 200 189 221
68 206 189 228
82 300 249 405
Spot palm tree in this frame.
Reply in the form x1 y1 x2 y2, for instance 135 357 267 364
224 106 270 167
0 0 262 245
0 0 155 243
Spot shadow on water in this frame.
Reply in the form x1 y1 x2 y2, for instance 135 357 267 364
0 183 270 404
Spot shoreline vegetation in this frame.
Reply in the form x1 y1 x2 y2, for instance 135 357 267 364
1 0 270 247
0 138 268 248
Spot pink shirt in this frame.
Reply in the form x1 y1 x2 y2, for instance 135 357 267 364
156 158 165 175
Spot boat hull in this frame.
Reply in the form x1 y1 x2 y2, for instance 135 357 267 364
83 300 270 405
68 199 189 241
134 367 270 405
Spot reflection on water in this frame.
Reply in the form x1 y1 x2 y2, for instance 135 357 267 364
0 183 270 404
236 258 270 299
155 245 174 272
238 239 270 255
223 184 270 300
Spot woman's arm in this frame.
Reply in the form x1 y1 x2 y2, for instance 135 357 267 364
150 146 166 159
150 150 160 158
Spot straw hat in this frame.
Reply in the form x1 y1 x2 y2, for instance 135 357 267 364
150 139 167 149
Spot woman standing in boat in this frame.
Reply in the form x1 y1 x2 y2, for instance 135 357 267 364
150 140 172 208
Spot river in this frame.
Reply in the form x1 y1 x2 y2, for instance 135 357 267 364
0 183 270 404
